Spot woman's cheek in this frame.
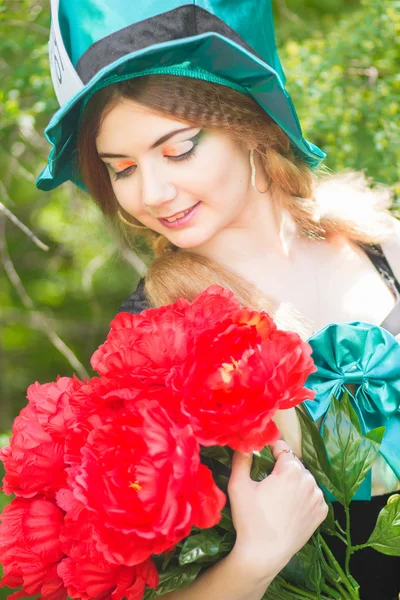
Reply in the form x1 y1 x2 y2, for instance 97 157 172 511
113 184 140 217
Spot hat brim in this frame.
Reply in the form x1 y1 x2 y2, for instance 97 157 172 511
37 32 325 191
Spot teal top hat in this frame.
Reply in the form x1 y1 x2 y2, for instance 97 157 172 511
37 0 326 191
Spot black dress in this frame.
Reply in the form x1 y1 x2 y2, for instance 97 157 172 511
118 244 400 600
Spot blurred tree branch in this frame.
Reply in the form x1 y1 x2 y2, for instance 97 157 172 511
0 217 89 379
275 0 301 23
0 186 49 251
0 307 106 335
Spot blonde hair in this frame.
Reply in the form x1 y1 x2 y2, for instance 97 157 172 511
78 75 395 335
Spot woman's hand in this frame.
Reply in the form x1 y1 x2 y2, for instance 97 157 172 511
228 439 328 584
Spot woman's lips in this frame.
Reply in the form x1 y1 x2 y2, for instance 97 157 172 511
158 202 201 229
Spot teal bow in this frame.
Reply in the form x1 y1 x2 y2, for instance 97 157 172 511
303 321 400 500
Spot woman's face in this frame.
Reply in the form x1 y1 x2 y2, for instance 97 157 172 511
96 98 254 249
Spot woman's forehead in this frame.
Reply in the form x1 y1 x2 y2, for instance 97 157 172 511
96 99 191 152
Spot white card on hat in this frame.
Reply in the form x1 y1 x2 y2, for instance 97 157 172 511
49 0 84 107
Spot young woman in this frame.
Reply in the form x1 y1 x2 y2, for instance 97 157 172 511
79 75 400 600
37 1 400 598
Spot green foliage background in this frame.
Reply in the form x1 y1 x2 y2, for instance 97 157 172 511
0 0 399 595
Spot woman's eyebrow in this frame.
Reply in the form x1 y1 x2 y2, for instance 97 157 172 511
98 126 195 159
150 126 195 149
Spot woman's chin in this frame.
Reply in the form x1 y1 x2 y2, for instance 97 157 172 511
166 228 214 250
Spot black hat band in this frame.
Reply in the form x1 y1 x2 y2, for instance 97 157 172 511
76 4 263 84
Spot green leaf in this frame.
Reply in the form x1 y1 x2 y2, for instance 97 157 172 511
341 391 362 435
314 533 344 592
214 473 229 492
144 564 202 599
200 446 232 494
200 446 232 498
0 491 12 512
184 532 236 566
161 548 176 570
366 495 400 556
281 543 322 592
179 530 224 565
296 408 342 502
263 576 309 600
218 532 236 555
200 446 233 469
251 446 275 481
218 506 235 533
323 396 384 503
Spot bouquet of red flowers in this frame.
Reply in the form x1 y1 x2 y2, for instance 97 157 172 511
0 286 317 600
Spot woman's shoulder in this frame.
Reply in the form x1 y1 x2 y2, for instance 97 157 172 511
315 172 399 269
118 279 150 314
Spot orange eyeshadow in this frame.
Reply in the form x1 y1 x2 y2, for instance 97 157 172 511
163 140 193 156
115 159 136 170
163 147 180 156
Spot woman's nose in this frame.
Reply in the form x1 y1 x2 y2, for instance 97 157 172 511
141 168 177 210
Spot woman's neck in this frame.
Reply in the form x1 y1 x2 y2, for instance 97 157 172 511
192 190 302 274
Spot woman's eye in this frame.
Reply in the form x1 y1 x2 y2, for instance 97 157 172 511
112 136 200 181
114 165 136 181
164 132 202 162
166 145 197 162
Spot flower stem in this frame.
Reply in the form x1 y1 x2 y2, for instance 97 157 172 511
319 535 359 599
277 580 323 600
334 531 348 545
335 519 347 537
318 544 351 598
351 543 370 552
321 583 345 599
280 581 317 599
344 503 352 576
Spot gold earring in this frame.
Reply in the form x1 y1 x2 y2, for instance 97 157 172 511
117 209 147 230
250 148 271 194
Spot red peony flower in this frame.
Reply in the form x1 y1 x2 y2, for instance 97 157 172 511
66 374 161 422
0 377 82 498
62 399 225 566
58 557 157 600
261 329 317 409
178 285 242 329
0 497 67 600
91 300 191 381
169 308 316 452
90 286 241 381
58 519 158 600
0 284 318 600
63 375 170 469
